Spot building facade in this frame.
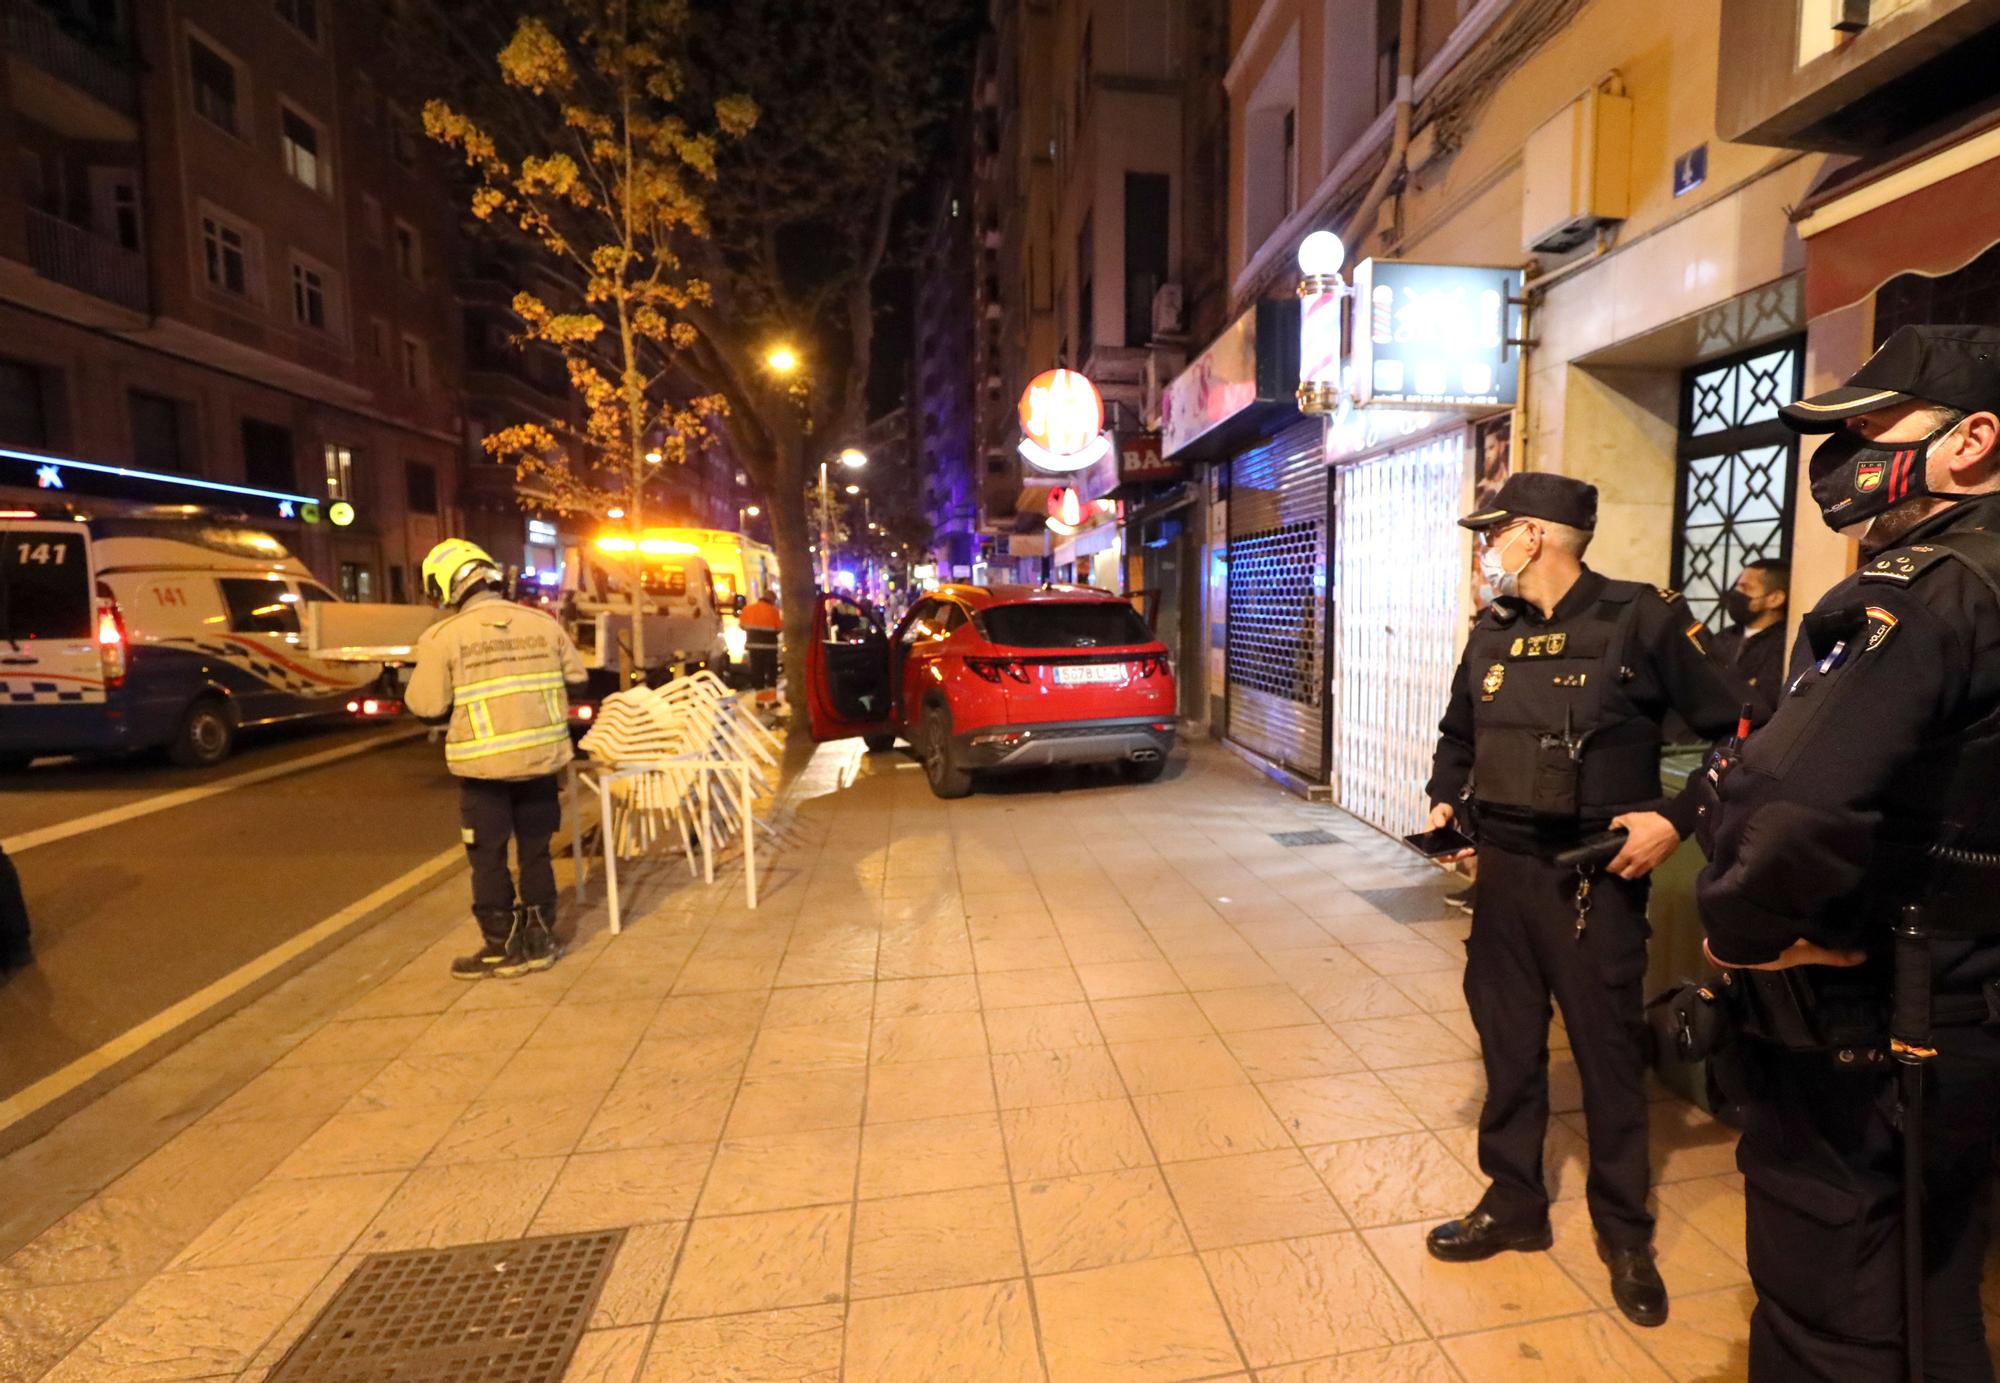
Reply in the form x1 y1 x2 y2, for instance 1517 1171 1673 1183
0 0 466 601
1147 0 1862 833
913 161 980 576
970 0 1230 722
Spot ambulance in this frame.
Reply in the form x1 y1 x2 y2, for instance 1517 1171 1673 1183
0 505 381 769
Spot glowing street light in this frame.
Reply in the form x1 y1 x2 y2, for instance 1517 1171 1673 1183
645 450 663 464
608 506 625 519
745 504 761 517
765 345 800 374
838 448 868 468
844 483 861 495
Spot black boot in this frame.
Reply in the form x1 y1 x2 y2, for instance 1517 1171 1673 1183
514 904 560 974
452 908 522 981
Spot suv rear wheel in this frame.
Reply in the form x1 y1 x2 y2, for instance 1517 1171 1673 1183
922 703 973 799
169 696 234 768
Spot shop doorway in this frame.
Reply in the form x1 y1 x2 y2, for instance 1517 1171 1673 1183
1330 430 1465 834
1224 420 1327 779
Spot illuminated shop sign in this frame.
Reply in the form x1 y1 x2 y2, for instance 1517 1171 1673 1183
1 446 319 522
1017 369 1113 473
1349 259 1523 410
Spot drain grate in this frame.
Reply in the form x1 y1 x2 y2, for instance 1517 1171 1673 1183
1270 828 1340 847
264 1230 625 1382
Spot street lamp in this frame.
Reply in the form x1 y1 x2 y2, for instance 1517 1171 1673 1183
816 449 870 589
645 450 663 464
766 345 800 375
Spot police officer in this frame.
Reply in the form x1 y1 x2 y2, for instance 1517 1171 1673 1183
407 538 588 980
1424 473 1747 1327
1698 325 2000 1381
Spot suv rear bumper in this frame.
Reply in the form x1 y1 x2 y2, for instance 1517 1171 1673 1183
954 716 1175 770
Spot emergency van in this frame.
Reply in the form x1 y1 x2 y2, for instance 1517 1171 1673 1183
0 506 381 768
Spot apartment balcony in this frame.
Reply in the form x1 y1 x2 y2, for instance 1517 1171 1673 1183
23 207 146 313
4 0 138 141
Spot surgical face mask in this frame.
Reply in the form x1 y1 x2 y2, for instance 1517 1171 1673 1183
1477 527 1530 600
1809 414 1963 532
1722 589 1754 626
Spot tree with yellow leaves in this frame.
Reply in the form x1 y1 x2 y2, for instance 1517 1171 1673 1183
423 0 754 678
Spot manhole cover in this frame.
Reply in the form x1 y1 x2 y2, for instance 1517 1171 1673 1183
1270 829 1340 847
264 1230 625 1382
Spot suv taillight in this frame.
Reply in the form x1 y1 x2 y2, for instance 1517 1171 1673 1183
96 596 128 688
1134 654 1170 678
967 656 1029 684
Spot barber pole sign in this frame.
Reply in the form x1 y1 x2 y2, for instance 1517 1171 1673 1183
1298 284 1345 413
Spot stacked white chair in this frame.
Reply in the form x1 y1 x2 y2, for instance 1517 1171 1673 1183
573 671 782 929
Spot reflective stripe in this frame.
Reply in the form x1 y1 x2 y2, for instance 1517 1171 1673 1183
467 700 494 740
445 722 571 762
544 689 562 723
458 670 567 697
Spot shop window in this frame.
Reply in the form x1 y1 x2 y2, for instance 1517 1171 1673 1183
241 417 295 493
0 360 52 449
129 391 187 471
1673 340 1803 632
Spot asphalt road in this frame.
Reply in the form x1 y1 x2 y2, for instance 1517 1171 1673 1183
0 723 464 1104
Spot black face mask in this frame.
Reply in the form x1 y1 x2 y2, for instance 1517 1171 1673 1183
1722 590 1754 626
1808 416 1961 531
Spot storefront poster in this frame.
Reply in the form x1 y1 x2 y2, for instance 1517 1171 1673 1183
1161 310 1258 457
1350 259 1524 410
1469 412 1512 606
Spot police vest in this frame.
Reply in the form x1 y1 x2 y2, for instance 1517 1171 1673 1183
1465 580 1661 820
1852 530 2000 935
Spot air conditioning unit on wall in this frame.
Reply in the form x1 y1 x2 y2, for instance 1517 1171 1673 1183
1521 82 1633 255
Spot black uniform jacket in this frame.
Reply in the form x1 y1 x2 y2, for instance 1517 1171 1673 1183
1699 494 2000 970
1708 623 1785 719
1427 567 1747 852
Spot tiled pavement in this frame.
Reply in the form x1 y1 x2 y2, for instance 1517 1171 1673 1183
0 736 1954 1382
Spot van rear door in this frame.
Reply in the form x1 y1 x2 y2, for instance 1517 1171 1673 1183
0 517 107 711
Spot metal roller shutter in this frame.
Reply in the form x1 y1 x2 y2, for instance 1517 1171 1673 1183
1225 420 1327 778
1331 430 1466 833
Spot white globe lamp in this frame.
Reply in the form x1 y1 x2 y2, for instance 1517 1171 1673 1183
1297 231 1345 280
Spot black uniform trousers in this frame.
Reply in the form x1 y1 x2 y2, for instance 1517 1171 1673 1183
458 775 562 941
746 632 779 690
1736 1028 2000 1382
0 843 29 963
1465 844 1655 1249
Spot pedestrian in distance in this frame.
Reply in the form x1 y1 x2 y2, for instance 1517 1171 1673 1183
1422 472 1751 1327
739 589 782 689
1709 558 1790 719
0 841 31 971
407 538 588 981
1698 325 2000 1381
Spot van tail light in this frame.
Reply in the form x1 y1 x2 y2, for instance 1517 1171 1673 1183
1134 654 1170 678
967 657 1029 684
96 597 128 689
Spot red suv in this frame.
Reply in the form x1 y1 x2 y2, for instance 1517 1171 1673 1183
805 584 1177 798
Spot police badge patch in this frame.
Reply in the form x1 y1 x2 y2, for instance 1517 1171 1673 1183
1863 606 1899 652
1482 663 1506 700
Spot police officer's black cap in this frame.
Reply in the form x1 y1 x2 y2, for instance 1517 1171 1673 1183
1779 324 2000 433
1458 473 1598 532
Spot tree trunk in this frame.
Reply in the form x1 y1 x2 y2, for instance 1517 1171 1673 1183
766 434 815 734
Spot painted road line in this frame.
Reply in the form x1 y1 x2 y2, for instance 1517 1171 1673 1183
0 843 463 1141
3 726 426 855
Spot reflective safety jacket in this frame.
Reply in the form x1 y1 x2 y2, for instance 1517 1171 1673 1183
405 591 587 780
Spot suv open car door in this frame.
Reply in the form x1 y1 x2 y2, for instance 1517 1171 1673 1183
805 593 891 740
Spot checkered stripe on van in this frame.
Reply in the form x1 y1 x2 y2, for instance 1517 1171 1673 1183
4 679 104 705
160 637 350 697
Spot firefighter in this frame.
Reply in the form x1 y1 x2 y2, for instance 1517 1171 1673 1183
407 538 587 980
1423 472 1748 1327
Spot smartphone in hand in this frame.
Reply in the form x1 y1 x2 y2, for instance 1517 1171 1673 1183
1401 824 1476 859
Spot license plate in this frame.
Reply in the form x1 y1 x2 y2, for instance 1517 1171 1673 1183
1054 664 1122 685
